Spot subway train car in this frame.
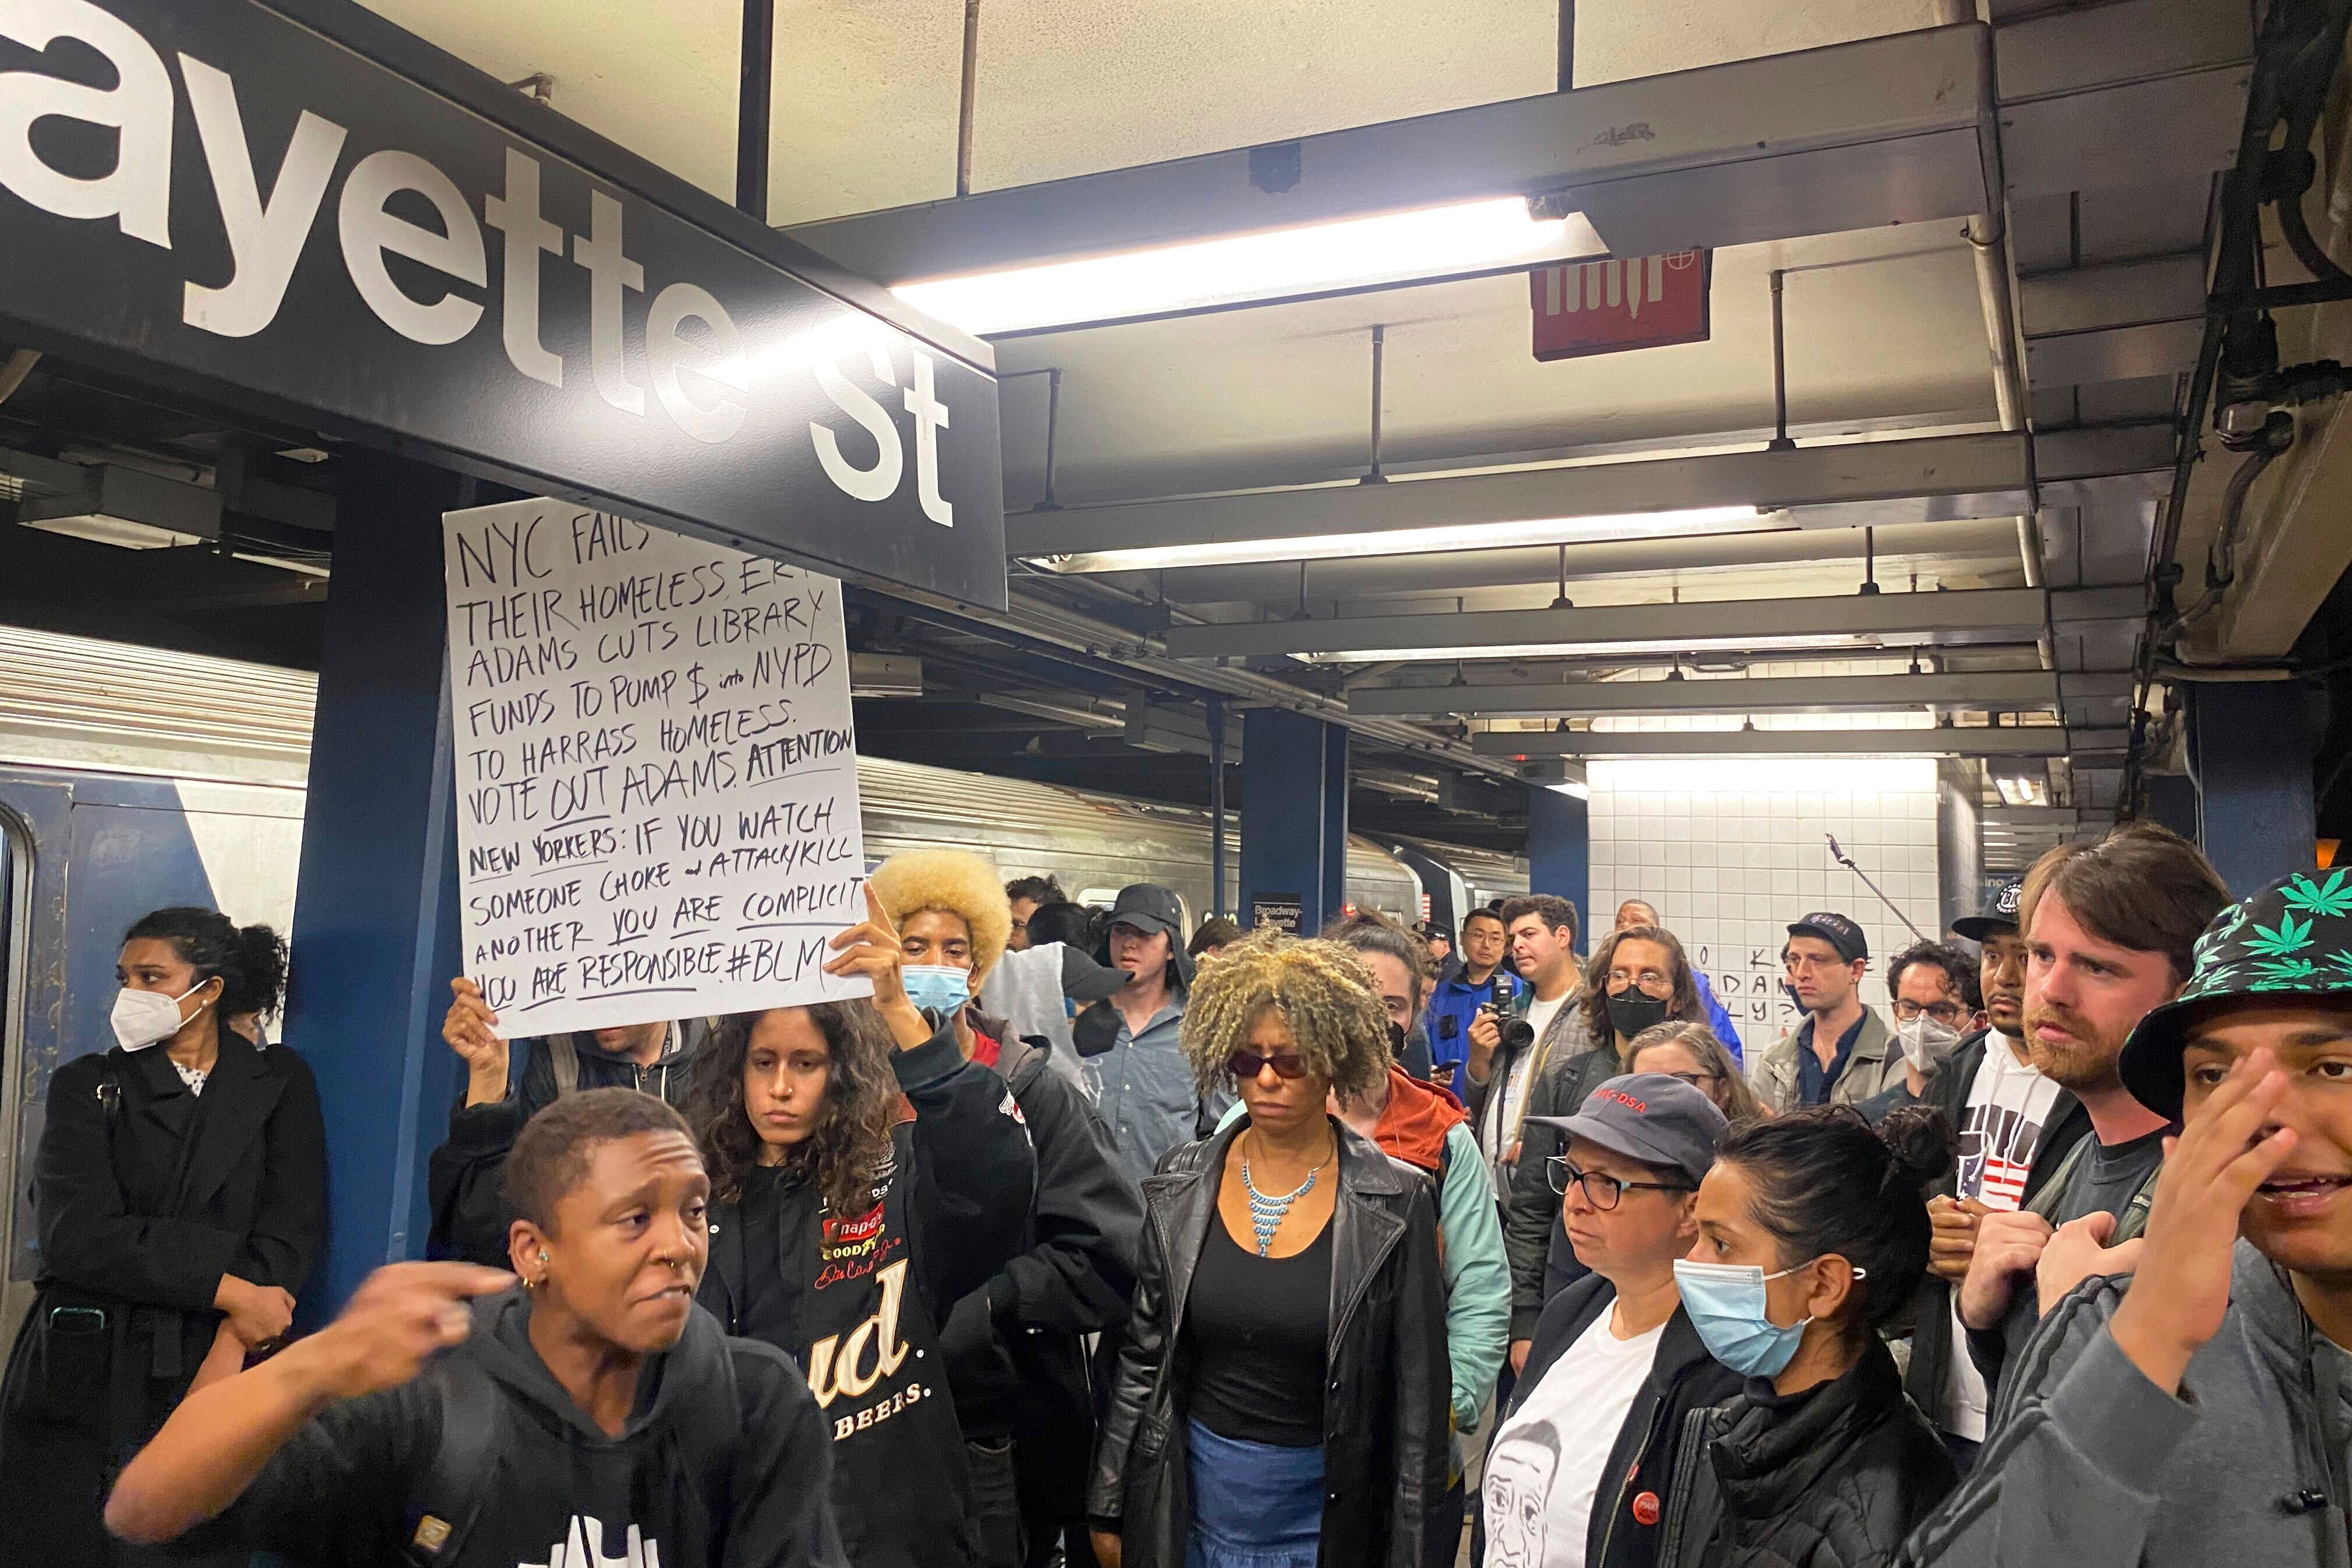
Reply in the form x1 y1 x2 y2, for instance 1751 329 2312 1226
0 626 1513 1334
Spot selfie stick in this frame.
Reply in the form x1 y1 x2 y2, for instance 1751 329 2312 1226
1825 834 1927 942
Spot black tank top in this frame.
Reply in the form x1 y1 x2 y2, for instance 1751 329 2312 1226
1184 1213 1334 1447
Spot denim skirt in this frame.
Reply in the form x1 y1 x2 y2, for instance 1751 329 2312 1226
1185 1418 1326 1568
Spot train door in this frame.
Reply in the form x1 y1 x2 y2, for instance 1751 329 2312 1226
0 780 70 1345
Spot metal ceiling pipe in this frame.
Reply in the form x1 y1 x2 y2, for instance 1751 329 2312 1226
1937 1 2046 610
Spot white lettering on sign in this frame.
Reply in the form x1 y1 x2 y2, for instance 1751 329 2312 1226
0 0 957 516
442 497 872 1036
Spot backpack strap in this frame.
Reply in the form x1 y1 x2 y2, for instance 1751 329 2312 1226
401 1358 502 1566
549 1035 579 1098
2022 1134 2092 1223
2114 1163 2161 1244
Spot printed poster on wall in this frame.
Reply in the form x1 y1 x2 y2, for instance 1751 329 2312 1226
442 496 870 1037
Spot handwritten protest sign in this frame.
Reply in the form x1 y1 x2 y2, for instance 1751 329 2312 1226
442 497 870 1037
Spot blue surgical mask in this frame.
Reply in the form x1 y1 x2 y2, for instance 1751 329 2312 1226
901 964 972 1018
1673 1257 1861 1377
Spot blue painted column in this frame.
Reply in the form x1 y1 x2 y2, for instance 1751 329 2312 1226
1241 709 1350 934
1528 784 1591 942
283 454 468 1311
2184 679 2317 896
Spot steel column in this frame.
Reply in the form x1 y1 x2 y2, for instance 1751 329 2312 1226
1241 709 1349 935
1528 785 1590 941
2185 681 2318 895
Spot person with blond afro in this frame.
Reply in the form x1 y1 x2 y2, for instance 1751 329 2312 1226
866 849 1144 1568
1090 930 1450 1568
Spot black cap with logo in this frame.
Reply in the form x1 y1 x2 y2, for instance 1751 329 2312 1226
1953 876 2026 943
1787 911 1868 964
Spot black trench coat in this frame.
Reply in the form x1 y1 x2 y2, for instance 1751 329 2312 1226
0 1023 327 1567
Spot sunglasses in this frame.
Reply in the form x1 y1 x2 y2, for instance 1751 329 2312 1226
1225 1049 1310 1082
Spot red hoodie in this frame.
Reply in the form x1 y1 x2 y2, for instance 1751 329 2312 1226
1371 1066 1468 1174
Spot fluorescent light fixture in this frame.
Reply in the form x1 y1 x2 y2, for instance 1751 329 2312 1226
19 512 206 550
894 197 1609 336
1993 774 2050 807
1548 779 1591 800
1046 504 1776 575
1592 757 1937 793
1306 630 1874 665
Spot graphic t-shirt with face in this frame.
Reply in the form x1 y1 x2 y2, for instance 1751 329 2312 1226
1940 1036 2063 1440
1482 1311 1664 1568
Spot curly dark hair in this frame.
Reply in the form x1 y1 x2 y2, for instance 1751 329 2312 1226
123 907 289 1021
687 1002 901 1217
1581 924 1706 1044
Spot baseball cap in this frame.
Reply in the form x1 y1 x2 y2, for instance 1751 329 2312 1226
1521 1072 1728 1186
1953 876 2026 943
1416 921 1455 947
1787 911 1868 964
2121 870 2352 1119
1106 884 1183 941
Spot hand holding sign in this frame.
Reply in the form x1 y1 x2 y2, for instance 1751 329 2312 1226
443 977 509 1107
826 884 930 1049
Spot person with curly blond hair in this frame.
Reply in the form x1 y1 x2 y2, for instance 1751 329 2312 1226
684 887 1037 1568
1090 930 1450 1568
866 848 1144 1568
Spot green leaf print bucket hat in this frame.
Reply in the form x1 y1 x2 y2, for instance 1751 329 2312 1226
2120 868 2352 1119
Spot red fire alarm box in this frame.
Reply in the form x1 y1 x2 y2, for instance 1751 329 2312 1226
1531 250 1712 361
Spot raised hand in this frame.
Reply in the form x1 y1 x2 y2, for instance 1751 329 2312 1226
308 1262 515 1402
824 883 928 1046
442 978 509 1107
2111 1049 2296 1395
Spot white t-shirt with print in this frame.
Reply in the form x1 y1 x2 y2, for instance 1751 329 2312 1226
1483 1310 1664 1568
1941 1034 2065 1440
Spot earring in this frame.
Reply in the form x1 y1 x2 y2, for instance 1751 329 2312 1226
538 1251 548 1263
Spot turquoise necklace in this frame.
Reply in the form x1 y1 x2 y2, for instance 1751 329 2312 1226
1240 1137 1333 1256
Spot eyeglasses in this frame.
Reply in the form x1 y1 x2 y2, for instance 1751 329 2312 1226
1606 972 1674 998
1657 1070 1720 1089
1546 1158 1693 1208
1890 999 1968 1025
1226 1049 1310 1081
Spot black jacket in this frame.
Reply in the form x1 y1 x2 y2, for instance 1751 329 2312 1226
0 1024 325 1568
939 1026 1144 1526
1088 1116 1451 1568
1504 1041 1623 1335
1495 1276 1746 1568
698 1021 1037 1568
427 1023 710 1268
1657 1339 1957 1568
1895 1030 2088 1431
215 1290 845 1568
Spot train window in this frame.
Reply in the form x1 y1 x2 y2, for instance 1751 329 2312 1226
1076 888 1120 910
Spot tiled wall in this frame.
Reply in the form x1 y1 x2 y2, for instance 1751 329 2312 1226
1584 757 1940 1060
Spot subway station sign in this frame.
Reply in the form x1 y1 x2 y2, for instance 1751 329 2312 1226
0 0 1007 607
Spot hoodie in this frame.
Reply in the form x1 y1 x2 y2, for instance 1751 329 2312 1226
1217 1066 1508 1430
428 1023 712 1268
698 1019 1038 1568
1895 1240 2352 1568
216 1290 844 1568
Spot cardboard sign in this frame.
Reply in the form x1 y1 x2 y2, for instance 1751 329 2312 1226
442 498 871 1036
1531 250 1712 360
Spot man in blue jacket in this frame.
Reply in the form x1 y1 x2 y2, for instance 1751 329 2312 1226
1424 907 1519 1087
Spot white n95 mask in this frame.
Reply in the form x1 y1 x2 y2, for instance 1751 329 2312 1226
111 983 205 1052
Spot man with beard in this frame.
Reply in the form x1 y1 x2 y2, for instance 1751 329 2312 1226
1955 825 2228 1399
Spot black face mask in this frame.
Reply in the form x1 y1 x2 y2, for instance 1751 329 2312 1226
1606 989 1672 1040
1387 1019 1409 1056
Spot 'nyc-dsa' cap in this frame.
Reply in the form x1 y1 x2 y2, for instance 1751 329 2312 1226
1522 1072 1728 1186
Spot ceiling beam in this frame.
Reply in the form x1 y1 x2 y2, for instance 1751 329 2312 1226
1008 432 2032 564
790 25 1988 285
1162 586 2056 660
1477 727 2126 760
2021 253 2207 387
1353 669 2131 719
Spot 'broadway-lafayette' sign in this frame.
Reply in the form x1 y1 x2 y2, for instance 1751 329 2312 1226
0 0 1006 607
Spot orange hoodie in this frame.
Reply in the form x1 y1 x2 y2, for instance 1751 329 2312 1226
1371 1065 1468 1175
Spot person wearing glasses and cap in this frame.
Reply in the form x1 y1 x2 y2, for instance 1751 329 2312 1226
1752 913 1901 1114
1075 885 1214 1185
1090 930 1447 1568
1899 869 2352 1568
1479 1073 1742 1568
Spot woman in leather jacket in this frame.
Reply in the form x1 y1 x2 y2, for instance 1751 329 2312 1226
1658 1107 1959 1568
0 907 323 1568
1088 930 1450 1568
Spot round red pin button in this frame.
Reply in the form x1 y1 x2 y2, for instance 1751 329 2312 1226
1633 1491 1663 1527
